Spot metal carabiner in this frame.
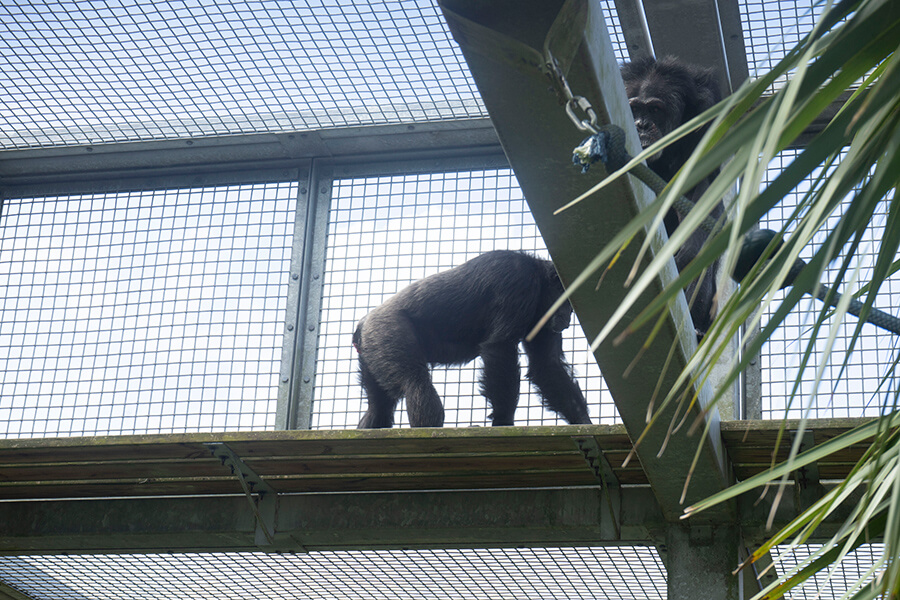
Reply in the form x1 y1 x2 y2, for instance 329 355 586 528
565 96 598 134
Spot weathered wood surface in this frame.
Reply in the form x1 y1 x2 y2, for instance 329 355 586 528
721 418 874 481
0 419 876 501
0 425 637 499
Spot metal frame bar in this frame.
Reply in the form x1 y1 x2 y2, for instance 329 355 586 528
207 442 279 546
613 0 653 59
639 0 748 96
0 120 501 200
0 487 658 554
277 163 315 430
287 161 334 430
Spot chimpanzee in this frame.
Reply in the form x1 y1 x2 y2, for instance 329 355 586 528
621 56 725 337
353 251 592 428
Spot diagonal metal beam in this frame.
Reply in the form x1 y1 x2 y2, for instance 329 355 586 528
438 0 733 522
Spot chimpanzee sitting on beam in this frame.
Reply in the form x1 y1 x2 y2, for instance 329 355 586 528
621 56 725 338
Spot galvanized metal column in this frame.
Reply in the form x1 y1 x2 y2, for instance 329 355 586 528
276 160 331 430
664 524 741 600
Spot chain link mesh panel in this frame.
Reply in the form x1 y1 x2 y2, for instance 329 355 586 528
0 547 666 600
0 1 484 149
0 184 296 438
312 169 614 429
757 150 900 419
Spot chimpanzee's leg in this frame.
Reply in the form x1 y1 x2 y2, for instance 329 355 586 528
479 341 521 426
523 329 591 424
356 313 444 428
357 356 400 428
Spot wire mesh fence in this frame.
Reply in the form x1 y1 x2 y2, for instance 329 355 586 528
769 543 886 599
757 150 900 420
0 0 639 151
312 169 613 429
0 1 892 599
0 183 296 438
0 547 667 600
0 544 886 600
2 163 895 434
0 1 485 150
738 0 826 84
598 0 629 61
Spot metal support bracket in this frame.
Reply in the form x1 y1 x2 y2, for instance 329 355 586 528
573 435 621 539
742 544 778 593
791 430 824 511
207 442 279 546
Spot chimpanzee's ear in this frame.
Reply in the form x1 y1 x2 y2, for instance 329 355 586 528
543 260 566 294
690 65 721 112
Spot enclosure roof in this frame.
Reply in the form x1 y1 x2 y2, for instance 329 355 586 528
1 0 811 154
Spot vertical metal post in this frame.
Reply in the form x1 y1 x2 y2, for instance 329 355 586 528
612 0 653 60
742 323 763 420
276 160 332 430
665 524 741 600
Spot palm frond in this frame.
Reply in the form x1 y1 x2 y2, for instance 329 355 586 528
568 0 900 595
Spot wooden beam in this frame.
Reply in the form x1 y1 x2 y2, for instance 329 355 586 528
438 0 732 522
0 423 870 554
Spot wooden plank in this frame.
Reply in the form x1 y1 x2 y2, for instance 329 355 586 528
0 457 224 482
728 445 869 463
0 452 594 483
0 467 604 500
0 420 874 502
0 426 640 500
0 479 242 500
0 424 627 459
719 417 874 434
721 418 876 481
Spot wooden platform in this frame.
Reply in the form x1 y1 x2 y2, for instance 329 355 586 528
0 419 874 502
720 418 873 481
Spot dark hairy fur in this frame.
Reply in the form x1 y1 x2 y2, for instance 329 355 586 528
621 56 725 338
354 251 591 428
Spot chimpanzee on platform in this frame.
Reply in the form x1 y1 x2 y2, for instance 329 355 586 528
353 251 591 428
